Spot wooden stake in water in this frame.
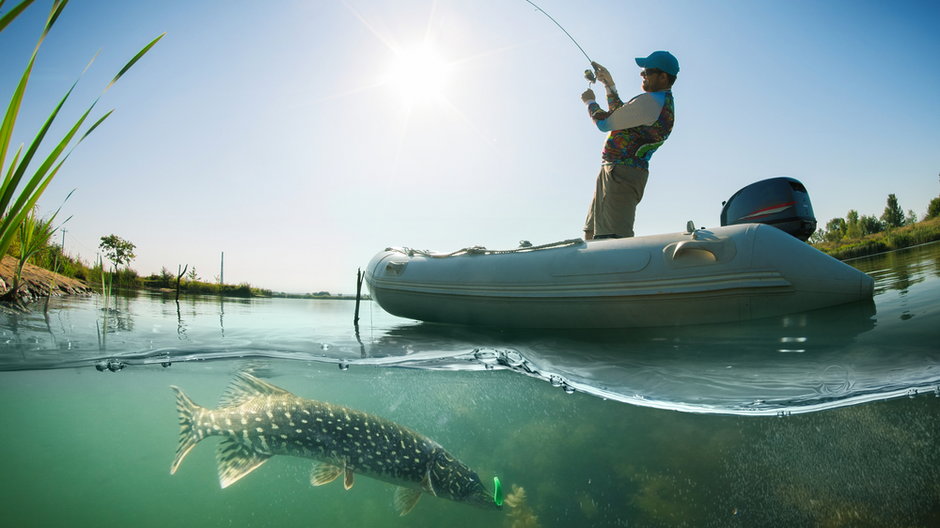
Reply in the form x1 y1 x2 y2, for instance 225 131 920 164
176 264 188 302
354 267 364 326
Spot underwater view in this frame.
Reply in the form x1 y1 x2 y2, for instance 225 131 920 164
1 242 938 527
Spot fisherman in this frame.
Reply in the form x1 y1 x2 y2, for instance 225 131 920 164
580 51 678 240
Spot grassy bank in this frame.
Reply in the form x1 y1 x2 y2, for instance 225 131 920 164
812 216 940 260
16 249 272 298
139 275 271 298
5 245 358 299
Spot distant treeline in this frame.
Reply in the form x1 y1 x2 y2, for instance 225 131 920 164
269 291 370 300
140 269 271 298
811 192 940 259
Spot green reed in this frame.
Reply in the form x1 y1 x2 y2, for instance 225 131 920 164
1 193 70 302
0 0 163 261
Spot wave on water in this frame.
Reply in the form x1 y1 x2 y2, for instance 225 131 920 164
3 242 940 416
2 294 938 416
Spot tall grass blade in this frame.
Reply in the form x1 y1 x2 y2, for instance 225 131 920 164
0 157 63 254
3 97 91 220
1 144 23 195
43 0 67 36
0 47 36 179
78 109 112 142
0 0 66 174
107 32 165 90
0 82 78 213
0 0 36 33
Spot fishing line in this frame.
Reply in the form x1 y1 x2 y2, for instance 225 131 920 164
521 0 597 83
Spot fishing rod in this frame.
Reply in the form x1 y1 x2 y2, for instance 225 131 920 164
521 0 598 84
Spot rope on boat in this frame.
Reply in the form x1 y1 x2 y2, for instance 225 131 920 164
386 238 584 258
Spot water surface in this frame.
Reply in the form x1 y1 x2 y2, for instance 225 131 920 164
1 242 938 526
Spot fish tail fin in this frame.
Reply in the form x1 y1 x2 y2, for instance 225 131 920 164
170 385 204 475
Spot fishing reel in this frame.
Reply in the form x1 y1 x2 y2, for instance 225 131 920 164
584 69 596 84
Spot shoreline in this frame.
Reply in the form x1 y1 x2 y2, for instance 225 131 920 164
0 255 93 307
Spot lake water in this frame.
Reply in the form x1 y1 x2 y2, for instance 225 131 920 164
1 242 938 527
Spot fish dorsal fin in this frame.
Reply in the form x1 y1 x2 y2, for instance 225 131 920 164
220 372 291 408
310 461 344 486
216 438 270 488
394 487 423 516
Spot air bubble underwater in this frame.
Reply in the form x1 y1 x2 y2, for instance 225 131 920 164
473 349 499 370
95 358 126 372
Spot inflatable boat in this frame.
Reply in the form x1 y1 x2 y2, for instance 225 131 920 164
365 178 875 328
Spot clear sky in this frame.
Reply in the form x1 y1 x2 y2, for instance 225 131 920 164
2 0 938 294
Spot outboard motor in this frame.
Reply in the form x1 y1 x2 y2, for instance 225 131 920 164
720 177 817 241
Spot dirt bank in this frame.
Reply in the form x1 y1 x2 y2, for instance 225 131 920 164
0 255 93 305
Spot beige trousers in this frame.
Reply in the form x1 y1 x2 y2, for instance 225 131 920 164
583 164 649 238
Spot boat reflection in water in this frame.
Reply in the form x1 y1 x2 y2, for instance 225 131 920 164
372 298 894 416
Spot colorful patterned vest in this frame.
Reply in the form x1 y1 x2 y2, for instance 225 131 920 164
602 91 674 168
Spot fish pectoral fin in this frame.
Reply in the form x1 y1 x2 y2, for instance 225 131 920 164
310 462 344 487
394 487 423 516
343 467 355 490
422 470 437 496
216 438 270 489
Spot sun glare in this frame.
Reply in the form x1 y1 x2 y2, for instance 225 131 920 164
384 43 454 103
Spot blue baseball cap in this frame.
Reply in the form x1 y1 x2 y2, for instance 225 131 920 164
635 51 679 76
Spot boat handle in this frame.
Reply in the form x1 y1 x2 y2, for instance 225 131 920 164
385 261 407 275
672 240 719 261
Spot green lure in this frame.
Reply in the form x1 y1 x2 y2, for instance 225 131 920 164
493 476 503 506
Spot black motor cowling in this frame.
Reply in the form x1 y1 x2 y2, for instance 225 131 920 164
720 177 817 241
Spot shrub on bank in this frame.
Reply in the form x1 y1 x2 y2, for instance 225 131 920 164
816 217 940 259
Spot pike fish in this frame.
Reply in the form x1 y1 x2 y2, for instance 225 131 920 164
170 372 499 515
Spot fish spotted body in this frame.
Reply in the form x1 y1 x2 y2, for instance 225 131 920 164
170 372 497 515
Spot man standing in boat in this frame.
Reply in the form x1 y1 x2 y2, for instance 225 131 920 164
580 51 678 240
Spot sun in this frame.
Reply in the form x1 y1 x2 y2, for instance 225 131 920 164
383 43 455 104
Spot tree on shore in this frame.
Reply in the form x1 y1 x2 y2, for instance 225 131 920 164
859 215 884 236
845 210 861 239
99 234 136 270
824 217 847 243
880 194 905 228
811 192 931 245
928 196 940 219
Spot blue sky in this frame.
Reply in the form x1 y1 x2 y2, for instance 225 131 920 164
2 0 938 293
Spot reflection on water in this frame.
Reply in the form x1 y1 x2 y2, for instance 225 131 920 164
391 299 889 414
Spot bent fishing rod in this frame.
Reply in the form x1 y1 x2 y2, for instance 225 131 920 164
521 0 598 84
